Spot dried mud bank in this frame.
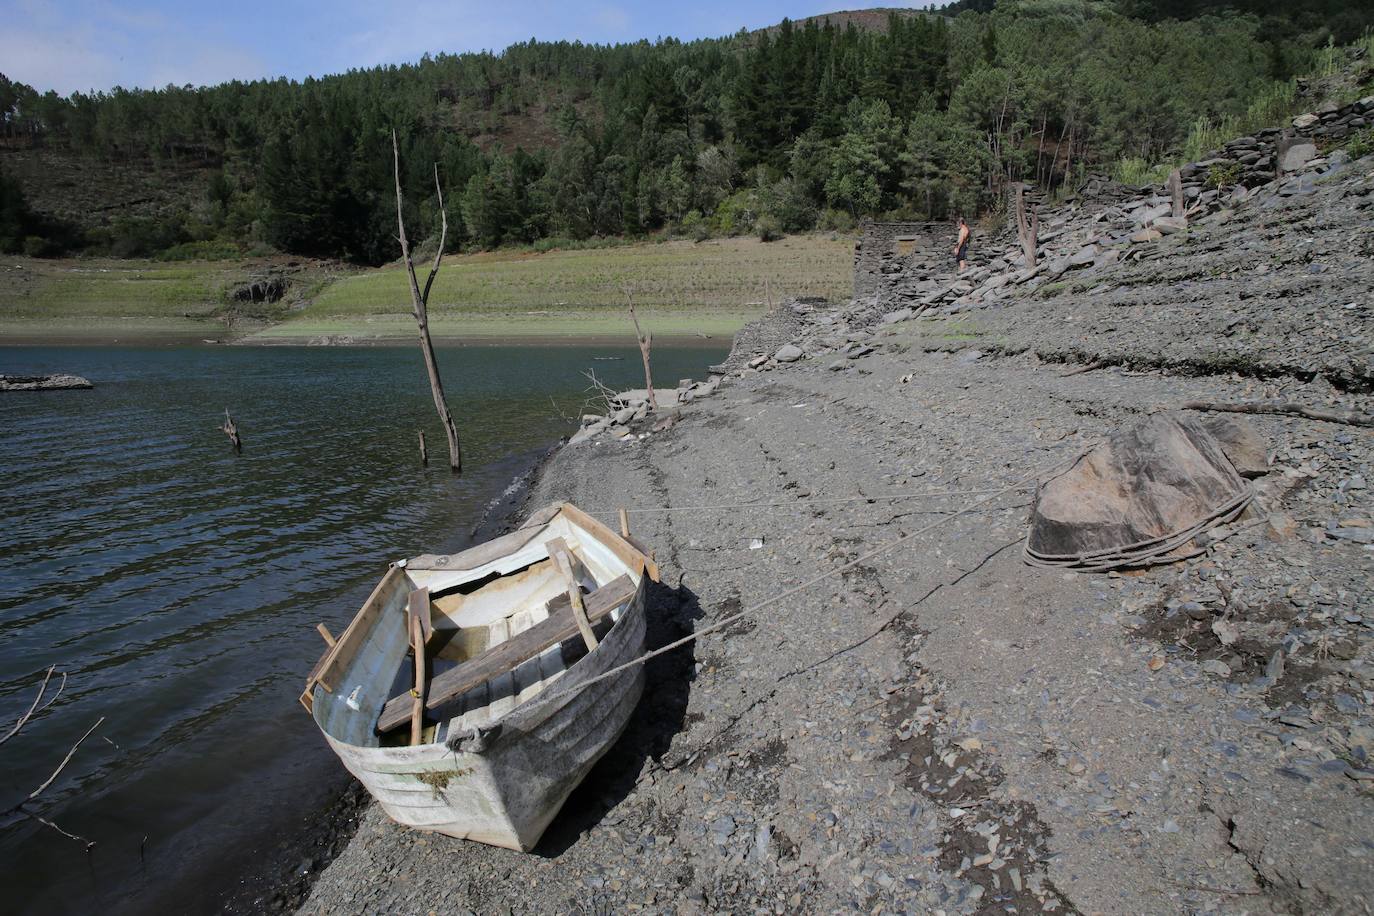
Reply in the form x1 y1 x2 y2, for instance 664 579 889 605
302 150 1372 916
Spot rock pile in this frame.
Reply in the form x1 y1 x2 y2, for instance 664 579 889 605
569 378 723 445
0 373 93 391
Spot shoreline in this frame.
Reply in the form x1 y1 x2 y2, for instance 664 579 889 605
295 141 1373 912
0 321 735 349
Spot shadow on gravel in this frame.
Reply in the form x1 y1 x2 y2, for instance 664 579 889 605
534 576 702 857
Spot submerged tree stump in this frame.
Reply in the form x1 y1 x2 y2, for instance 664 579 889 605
221 409 242 453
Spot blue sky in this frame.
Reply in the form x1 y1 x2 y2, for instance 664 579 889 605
3 1 934 95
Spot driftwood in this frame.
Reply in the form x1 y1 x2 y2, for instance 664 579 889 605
625 289 657 412
393 130 462 473
221 409 242 453
1168 168 1186 222
1 667 103 848
417 429 428 466
1014 184 1038 269
1183 400 1374 428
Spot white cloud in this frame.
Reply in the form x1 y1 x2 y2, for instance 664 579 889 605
3 2 271 93
2 27 125 94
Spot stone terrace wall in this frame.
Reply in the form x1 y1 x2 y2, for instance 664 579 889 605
853 220 945 298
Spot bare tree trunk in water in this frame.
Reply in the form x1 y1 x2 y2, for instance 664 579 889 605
392 130 461 473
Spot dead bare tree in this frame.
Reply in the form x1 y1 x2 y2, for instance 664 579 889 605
582 368 618 415
1014 184 1039 269
2 666 103 848
393 129 461 473
624 288 657 413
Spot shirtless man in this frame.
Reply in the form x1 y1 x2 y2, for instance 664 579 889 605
953 216 970 272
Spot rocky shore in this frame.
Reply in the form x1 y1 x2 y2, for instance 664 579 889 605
300 110 1373 914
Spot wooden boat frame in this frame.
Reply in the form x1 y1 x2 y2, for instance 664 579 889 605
301 502 658 851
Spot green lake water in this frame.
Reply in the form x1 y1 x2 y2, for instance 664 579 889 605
0 341 725 914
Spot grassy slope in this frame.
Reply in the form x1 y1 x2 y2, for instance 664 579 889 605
3 260 236 318
0 234 855 343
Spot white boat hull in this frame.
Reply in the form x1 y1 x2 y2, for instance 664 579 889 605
304 503 654 851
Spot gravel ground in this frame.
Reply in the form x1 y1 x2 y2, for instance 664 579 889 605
301 144 1372 916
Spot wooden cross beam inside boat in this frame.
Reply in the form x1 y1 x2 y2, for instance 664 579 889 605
374 572 636 735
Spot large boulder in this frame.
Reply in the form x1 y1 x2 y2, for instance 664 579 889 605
1027 412 1252 570
1279 141 1317 173
774 345 804 363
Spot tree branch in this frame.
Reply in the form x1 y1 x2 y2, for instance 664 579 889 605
24 717 104 803
0 666 58 747
421 162 447 307
1182 400 1374 428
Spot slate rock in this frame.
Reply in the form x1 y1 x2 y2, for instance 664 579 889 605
1279 142 1318 172
1068 246 1098 267
1152 216 1187 235
1202 416 1268 478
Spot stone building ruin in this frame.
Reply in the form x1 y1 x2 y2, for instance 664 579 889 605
852 220 945 298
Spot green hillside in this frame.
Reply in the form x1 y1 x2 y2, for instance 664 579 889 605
1 0 1371 265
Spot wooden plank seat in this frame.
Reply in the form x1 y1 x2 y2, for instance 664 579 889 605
375 573 637 735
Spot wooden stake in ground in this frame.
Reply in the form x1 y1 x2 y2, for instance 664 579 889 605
221 409 242 453
1168 168 1186 221
625 289 657 412
1014 184 1038 269
417 429 428 466
393 130 462 473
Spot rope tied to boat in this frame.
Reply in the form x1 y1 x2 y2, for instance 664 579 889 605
533 449 1089 711
590 484 1039 517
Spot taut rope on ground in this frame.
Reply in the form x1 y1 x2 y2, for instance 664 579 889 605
589 484 1039 518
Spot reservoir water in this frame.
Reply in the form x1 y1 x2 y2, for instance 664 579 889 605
0 341 725 914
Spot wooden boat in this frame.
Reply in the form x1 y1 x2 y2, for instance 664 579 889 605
301 502 658 851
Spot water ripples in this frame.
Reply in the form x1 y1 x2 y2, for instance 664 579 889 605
0 341 723 914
